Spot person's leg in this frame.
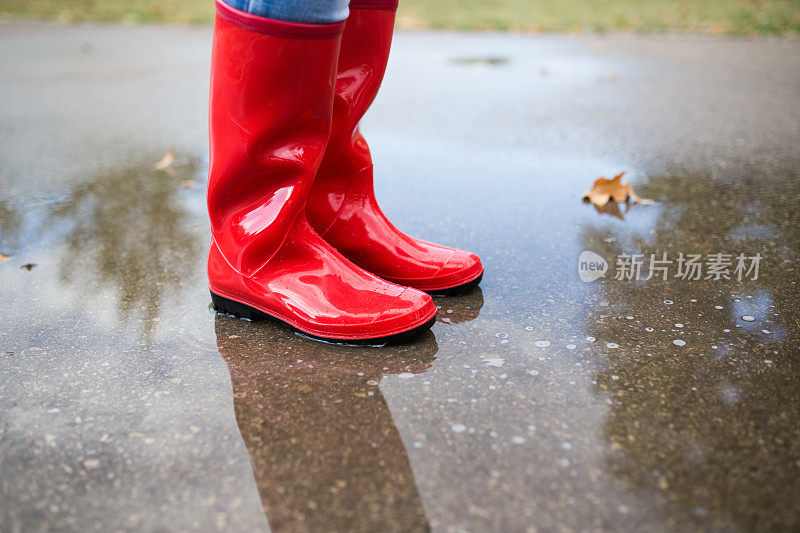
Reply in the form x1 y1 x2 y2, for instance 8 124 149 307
220 0 349 23
305 0 484 295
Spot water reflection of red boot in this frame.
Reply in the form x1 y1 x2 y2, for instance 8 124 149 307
434 287 484 325
215 316 437 532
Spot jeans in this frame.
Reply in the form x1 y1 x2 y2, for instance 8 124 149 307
222 0 351 23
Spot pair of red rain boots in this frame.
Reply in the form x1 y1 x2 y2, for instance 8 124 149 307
207 0 483 343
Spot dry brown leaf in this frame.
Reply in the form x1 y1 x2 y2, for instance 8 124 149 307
154 148 176 170
0 253 9 262
582 172 654 208
21 263 36 270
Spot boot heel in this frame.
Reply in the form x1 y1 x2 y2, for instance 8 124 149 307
211 291 268 321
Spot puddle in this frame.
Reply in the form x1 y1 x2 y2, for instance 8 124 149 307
3 145 799 533
583 170 799 530
449 56 511 66
1 157 205 336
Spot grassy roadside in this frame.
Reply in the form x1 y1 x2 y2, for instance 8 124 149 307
0 0 799 36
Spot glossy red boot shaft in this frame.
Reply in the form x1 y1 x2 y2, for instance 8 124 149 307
306 3 484 294
208 2 343 277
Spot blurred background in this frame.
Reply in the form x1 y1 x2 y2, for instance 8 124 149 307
1 0 799 36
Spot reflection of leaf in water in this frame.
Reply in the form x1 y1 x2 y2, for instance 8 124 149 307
591 199 625 220
434 287 484 324
581 169 800 530
49 159 202 335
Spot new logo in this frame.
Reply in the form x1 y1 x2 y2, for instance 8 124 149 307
578 251 608 282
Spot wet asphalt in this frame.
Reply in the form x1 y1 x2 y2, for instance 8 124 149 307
1 21 799 532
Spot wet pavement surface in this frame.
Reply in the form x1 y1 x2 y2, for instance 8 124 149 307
1 22 799 532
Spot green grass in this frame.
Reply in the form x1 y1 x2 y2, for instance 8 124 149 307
0 0 211 24
1 0 799 36
400 0 800 36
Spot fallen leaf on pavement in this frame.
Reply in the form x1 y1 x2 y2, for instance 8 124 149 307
154 148 176 170
0 253 9 262
582 172 654 208
21 263 37 270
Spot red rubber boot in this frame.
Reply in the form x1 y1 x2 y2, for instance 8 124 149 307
306 1 484 295
207 0 436 343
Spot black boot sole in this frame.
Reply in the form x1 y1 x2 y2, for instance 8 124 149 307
210 291 436 346
426 272 483 297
